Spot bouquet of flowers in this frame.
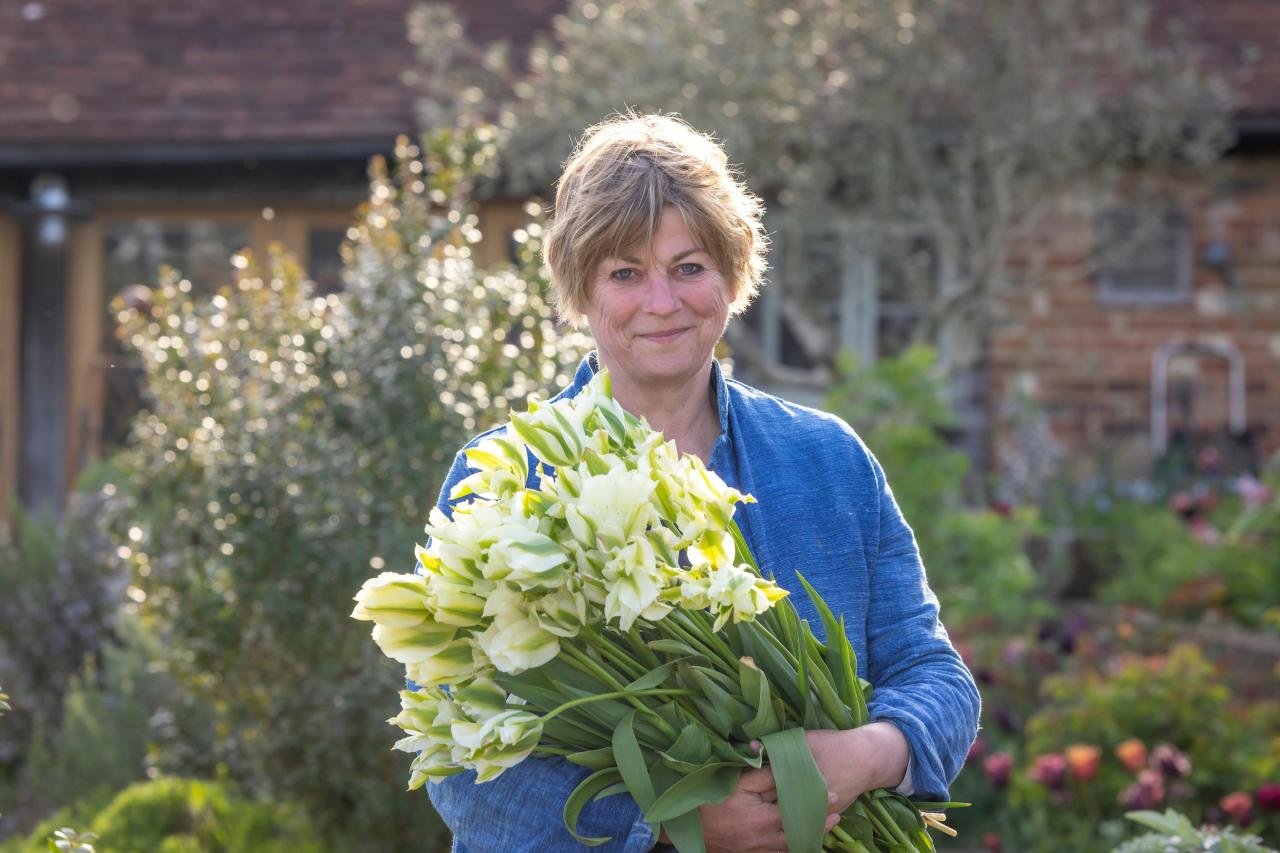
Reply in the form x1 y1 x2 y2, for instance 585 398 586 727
353 371 961 852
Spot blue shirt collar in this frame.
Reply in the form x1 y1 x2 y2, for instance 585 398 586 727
565 351 731 449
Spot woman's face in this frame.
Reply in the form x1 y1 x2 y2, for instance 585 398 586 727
586 207 732 396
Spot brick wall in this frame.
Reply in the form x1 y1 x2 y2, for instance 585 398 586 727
989 157 1280 476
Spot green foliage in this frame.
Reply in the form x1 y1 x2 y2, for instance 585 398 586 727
824 347 1043 629
11 616 172 823
1069 461 1280 627
4 779 322 853
98 125 590 847
1116 809 1276 853
0 491 126 763
1005 644 1280 850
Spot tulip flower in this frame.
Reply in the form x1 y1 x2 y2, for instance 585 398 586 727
1064 744 1101 783
1119 769 1165 810
1256 782 1280 812
1220 791 1254 826
1028 753 1068 790
1114 738 1147 774
1150 742 1191 779
351 572 433 627
983 752 1013 789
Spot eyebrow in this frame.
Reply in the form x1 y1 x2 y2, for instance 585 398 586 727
616 247 704 264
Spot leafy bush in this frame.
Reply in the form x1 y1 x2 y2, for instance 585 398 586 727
98 126 590 846
2 779 322 853
824 346 1045 629
6 615 192 831
1116 809 1276 853
991 644 1280 850
0 489 127 771
1069 459 1280 627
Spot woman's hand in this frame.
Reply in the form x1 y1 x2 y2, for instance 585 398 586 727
658 766 840 852
805 723 911 815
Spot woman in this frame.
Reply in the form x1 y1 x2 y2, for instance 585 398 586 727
426 114 980 853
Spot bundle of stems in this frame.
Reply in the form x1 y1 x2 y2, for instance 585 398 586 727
496 525 962 852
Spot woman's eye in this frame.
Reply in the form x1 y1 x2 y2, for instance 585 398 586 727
610 267 639 282
675 262 704 276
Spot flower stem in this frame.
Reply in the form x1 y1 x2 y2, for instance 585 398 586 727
542 688 693 723
558 643 681 740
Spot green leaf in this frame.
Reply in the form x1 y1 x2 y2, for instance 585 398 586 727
643 764 740 824
594 781 630 800
797 572 863 724
1125 809 1198 837
625 662 676 692
612 710 656 809
648 638 701 658
563 768 624 847
566 747 616 770
664 722 714 765
761 728 829 853
738 658 781 740
651 765 707 853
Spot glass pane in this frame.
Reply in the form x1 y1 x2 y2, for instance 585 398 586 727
100 219 250 450
306 227 347 295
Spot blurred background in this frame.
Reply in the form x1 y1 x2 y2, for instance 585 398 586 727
0 0 1277 850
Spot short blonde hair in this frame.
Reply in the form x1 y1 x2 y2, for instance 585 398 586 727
543 113 767 326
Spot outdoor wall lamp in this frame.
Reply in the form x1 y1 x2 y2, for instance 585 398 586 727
12 172 89 250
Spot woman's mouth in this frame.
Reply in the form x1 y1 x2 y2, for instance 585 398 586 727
640 328 687 342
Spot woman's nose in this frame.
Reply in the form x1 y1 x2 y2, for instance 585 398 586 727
644 272 681 313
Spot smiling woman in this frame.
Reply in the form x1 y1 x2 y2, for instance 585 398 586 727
422 114 979 853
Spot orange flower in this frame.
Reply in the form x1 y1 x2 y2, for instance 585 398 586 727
1220 791 1254 826
1115 738 1147 774
1065 744 1101 782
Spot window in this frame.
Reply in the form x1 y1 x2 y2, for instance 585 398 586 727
1095 207 1192 305
100 219 252 449
307 226 348 294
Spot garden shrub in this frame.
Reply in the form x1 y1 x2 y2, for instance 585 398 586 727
0 488 126 775
8 616 171 826
1071 459 1280 628
824 346 1045 629
995 644 1280 850
99 125 590 847
2 778 322 853
1116 808 1277 853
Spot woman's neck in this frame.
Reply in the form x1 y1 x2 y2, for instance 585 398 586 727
600 360 721 462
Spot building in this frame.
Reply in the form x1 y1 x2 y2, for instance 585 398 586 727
2 0 1276 519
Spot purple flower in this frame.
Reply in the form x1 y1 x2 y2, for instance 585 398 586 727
1150 743 1191 779
1120 769 1166 810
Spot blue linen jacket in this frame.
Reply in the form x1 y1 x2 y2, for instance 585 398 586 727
423 354 981 852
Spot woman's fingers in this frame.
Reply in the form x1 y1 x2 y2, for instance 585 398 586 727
737 766 776 794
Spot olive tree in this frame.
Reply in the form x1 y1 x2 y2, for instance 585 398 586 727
411 0 1233 470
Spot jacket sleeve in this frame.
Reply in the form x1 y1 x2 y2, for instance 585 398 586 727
415 450 658 852
861 453 981 802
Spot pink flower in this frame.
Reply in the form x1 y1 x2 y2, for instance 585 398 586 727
983 752 1013 789
1236 476 1274 509
1189 518 1221 545
1256 782 1280 812
1120 769 1166 810
1220 791 1253 826
982 832 1003 853
1150 743 1191 779
1028 753 1068 790
967 738 987 764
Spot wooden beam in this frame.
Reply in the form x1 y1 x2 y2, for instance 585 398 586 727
65 219 104 495
0 215 19 523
